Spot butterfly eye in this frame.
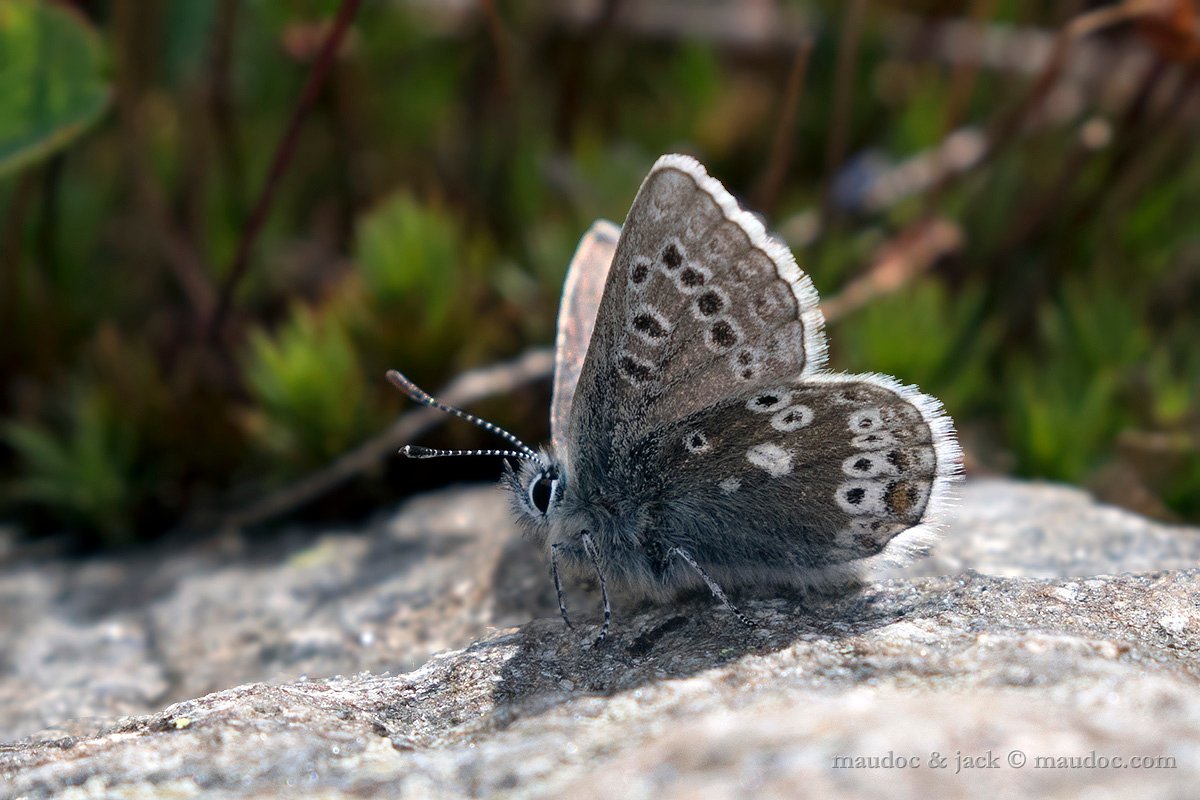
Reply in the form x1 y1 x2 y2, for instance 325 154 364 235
529 475 558 515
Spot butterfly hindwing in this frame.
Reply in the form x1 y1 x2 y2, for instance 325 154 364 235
647 374 960 586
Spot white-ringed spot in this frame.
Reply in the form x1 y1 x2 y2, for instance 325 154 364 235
704 317 741 352
616 350 655 385
771 404 814 432
841 452 898 479
674 263 711 293
746 389 794 413
847 407 884 433
683 430 711 454
629 303 671 345
729 348 764 382
691 286 729 320
660 239 686 271
835 480 888 515
628 256 653 290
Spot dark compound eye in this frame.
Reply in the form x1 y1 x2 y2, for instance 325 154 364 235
529 475 557 514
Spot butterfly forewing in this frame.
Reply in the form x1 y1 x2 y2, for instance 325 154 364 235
551 220 621 457
651 375 960 584
568 155 827 472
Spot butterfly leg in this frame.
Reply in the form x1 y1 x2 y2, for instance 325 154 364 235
669 547 755 628
580 531 611 646
549 543 573 630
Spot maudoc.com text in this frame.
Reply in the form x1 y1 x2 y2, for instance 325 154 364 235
831 750 1177 773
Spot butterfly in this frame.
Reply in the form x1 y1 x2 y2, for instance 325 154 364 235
388 154 962 644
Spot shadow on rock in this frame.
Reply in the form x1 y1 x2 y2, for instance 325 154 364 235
484 579 923 728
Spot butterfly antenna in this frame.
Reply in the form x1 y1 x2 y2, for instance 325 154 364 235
401 445 534 460
386 369 544 465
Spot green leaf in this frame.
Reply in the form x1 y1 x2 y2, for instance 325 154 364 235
0 0 111 176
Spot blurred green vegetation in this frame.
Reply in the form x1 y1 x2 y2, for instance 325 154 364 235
1 0 1198 544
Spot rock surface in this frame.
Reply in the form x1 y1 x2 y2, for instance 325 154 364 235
2 479 1199 798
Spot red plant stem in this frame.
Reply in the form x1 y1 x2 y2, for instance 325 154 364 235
209 0 363 338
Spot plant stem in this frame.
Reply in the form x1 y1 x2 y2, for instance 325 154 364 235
209 0 363 340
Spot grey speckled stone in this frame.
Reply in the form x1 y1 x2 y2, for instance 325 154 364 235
0 489 551 743
1 479 1199 798
888 479 1200 579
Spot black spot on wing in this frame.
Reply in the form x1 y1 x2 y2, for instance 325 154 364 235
662 243 683 270
618 354 654 383
696 291 724 317
632 313 668 339
708 320 738 349
680 267 705 287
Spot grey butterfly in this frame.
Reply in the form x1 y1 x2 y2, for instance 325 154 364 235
389 154 962 643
